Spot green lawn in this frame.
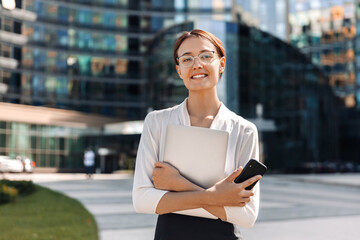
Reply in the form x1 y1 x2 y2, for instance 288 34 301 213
0 185 98 240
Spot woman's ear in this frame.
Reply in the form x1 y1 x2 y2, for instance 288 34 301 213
219 57 226 73
176 65 182 78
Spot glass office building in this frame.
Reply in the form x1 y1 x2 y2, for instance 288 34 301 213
0 0 233 120
148 21 340 171
356 0 360 105
232 0 288 42
0 101 120 169
146 21 194 110
0 0 234 171
289 0 358 108
235 23 340 171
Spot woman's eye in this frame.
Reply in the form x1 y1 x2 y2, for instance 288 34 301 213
182 57 192 62
201 54 212 59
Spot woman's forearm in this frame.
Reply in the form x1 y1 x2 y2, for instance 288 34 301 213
155 187 227 220
155 190 210 214
175 180 227 220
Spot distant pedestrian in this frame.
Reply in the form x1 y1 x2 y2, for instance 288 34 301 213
84 148 95 179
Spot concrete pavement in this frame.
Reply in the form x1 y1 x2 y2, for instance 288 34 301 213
1 172 360 240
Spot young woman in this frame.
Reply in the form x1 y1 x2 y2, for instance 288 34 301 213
132 29 262 240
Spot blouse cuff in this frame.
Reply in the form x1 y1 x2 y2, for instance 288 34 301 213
133 188 168 214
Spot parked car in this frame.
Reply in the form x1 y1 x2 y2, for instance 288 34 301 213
0 155 24 173
17 156 36 173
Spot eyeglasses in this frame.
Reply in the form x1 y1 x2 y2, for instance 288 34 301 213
177 51 216 67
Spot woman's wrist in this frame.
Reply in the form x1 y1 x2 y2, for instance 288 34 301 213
204 206 227 221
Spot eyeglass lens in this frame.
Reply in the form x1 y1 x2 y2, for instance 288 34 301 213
179 51 215 66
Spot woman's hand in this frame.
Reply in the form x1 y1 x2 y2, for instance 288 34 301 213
153 162 201 192
205 167 261 207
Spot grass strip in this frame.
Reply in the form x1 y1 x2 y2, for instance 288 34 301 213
0 185 98 240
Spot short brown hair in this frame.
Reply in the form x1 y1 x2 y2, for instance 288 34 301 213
173 29 225 65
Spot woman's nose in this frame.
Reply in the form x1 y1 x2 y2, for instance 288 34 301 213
192 57 203 69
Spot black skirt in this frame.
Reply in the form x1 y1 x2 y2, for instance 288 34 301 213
154 213 240 240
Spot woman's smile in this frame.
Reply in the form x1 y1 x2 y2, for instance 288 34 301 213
191 73 208 79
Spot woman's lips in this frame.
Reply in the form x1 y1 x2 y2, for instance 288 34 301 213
191 74 208 79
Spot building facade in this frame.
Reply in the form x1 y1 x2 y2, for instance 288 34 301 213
235 23 340 171
0 0 234 171
232 0 289 42
356 0 360 105
289 0 358 108
0 0 233 120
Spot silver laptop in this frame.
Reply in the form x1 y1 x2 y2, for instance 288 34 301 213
163 125 229 189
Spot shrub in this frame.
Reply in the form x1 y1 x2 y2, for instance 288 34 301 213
0 180 36 205
0 180 36 196
0 184 18 204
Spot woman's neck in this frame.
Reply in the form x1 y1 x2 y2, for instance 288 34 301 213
187 91 221 127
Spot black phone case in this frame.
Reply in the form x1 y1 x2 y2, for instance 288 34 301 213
234 159 267 190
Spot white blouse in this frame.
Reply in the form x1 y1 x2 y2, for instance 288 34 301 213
132 99 260 228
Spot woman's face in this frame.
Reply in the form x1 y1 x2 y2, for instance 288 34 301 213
176 37 226 93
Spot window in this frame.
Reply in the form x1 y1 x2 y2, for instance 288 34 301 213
58 6 69 23
77 31 93 49
91 58 105 76
56 53 67 72
46 51 57 71
116 15 127 28
116 35 128 53
40 154 46 167
33 49 46 70
57 29 68 46
4 18 12 32
78 55 91 75
56 77 69 98
24 0 35 11
0 133 6 148
76 9 93 25
1 44 11 58
32 75 46 96
31 136 37 149
45 77 57 94
34 25 46 42
115 59 128 75
35 1 47 18
103 12 116 28
103 35 116 52
93 13 102 24
46 5 57 19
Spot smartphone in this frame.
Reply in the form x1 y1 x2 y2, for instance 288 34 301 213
234 159 267 190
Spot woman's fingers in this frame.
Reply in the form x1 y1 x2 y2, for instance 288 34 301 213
224 167 243 182
154 161 175 169
238 190 254 197
238 175 262 189
154 161 165 168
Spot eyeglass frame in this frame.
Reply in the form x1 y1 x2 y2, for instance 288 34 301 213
176 51 217 67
